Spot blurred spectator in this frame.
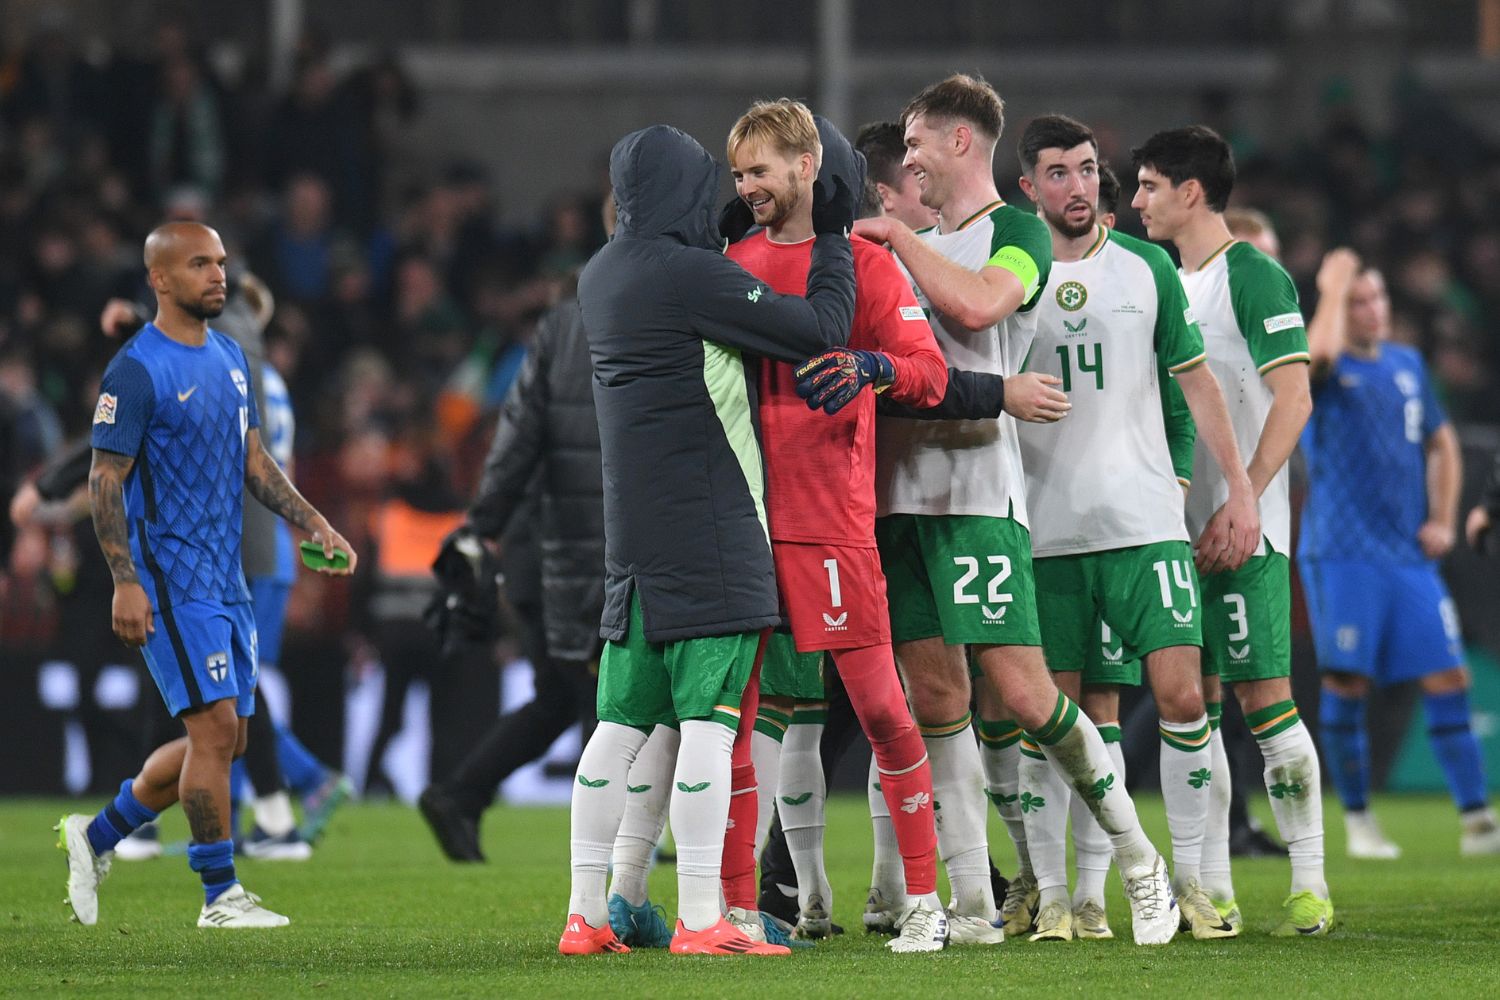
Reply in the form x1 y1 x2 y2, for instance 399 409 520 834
1 11 107 142
145 53 225 201
265 43 367 230
258 173 341 303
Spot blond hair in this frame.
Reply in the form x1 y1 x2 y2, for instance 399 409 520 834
1224 206 1274 240
727 98 821 167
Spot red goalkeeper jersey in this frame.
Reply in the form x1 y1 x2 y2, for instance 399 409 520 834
728 232 947 546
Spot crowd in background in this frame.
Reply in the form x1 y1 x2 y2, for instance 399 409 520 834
0 16 608 655
3 14 1499 788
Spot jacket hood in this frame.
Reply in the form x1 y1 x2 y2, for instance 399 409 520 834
813 115 867 210
608 125 721 250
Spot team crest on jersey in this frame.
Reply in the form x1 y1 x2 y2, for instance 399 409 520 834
1055 280 1088 311
206 652 229 684
93 392 118 425
231 369 248 397
1336 626 1359 653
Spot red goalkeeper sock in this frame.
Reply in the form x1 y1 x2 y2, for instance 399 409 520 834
834 644 937 897
720 644 765 911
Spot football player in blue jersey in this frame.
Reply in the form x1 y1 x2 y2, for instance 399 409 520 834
56 222 358 928
1301 250 1500 858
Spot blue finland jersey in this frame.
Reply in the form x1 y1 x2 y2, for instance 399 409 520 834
92 324 260 606
1299 343 1444 565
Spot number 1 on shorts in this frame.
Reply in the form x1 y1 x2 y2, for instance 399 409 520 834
823 558 842 608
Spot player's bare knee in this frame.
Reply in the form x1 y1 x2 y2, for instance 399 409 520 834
1155 683 1206 724
183 701 239 759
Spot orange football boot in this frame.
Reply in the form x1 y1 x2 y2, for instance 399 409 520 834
669 918 791 955
559 913 631 955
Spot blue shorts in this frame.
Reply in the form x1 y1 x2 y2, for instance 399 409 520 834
142 598 259 717
248 576 292 667
1299 559 1463 686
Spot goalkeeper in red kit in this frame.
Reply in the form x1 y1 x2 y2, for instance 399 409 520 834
718 101 950 953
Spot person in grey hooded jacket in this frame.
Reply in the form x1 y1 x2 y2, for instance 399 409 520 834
559 122 858 956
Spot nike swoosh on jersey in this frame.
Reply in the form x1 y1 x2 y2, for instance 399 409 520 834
177 386 198 402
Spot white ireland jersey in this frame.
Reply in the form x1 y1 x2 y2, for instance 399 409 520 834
876 201 1052 523
1179 240 1310 557
1019 227 1206 557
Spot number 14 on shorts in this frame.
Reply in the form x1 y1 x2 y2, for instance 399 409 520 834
1153 558 1198 623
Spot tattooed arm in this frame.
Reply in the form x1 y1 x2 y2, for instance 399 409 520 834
89 449 155 646
243 428 358 574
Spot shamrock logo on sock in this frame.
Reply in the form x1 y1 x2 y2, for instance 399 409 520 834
989 791 1019 807
1020 791 1046 813
676 780 711 793
780 792 813 806
900 791 930 814
1269 780 1304 799
577 775 609 788
1188 768 1213 789
627 784 652 794
1086 773 1115 801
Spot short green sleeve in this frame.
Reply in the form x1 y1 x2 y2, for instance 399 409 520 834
1158 362 1196 485
986 207 1053 311
1225 242 1310 374
1113 230 1206 374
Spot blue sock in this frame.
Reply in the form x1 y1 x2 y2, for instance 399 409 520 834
86 779 159 856
1423 690 1489 813
187 838 238 905
1318 688 1370 811
275 725 329 797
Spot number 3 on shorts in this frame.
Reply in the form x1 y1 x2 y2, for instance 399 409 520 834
1223 593 1249 641
953 555 1012 605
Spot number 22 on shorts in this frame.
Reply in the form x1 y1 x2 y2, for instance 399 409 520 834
953 555 1012 605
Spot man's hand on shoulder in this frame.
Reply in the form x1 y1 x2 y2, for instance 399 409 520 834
853 217 899 247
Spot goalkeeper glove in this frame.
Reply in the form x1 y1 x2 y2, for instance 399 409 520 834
794 349 896 414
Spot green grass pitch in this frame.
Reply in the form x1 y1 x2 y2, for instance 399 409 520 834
2 794 1497 998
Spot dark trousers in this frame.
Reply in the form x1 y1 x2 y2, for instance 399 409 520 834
367 619 499 790
437 604 598 819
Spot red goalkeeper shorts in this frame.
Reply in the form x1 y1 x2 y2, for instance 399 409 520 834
773 541 891 653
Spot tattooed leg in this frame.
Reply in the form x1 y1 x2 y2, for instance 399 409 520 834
179 700 240 843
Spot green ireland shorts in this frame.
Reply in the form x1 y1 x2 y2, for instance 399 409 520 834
1034 540 1202 683
595 591 762 731
875 513 1041 647
759 630 826 701
1198 544 1292 683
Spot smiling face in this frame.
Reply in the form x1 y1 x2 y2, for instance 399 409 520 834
730 140 814 232
1023 141 1099 240
902 114 961 212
